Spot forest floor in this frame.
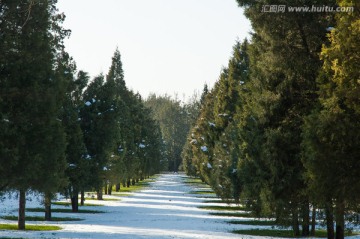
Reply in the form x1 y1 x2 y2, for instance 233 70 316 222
0 173 359 239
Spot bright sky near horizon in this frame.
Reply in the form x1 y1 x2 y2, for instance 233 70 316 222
57 0 252 100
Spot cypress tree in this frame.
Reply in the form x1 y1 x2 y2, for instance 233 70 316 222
235 0 335 235
302 1 360 238
63 70 89 212
0 0 70 229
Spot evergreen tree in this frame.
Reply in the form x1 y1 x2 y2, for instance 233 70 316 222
188 87 218 185
63 70 89 212
183 40 249 201
234 0 335 235
80 74 119 199
302 1 360 238
182 85 208 176
0 0 70 229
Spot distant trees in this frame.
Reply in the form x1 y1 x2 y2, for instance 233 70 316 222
183 1 360 239
145 94 199 172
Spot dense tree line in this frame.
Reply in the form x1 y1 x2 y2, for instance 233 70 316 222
145 94 200 172
182 1 360 239
0 0 164 229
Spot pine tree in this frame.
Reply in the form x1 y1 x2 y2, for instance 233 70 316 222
183 40 250 201
80 74 119 199
0 0 70 229
234 0 336 235
63 70 89 212
302 1 360 238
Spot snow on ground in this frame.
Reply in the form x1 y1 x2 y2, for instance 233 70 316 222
0 173 359 239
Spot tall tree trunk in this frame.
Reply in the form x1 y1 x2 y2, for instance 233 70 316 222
122 179 126 187
18 189 26 230
104 184 108 195
108 183 112 195
311 206 317 236
80 190 85 206
292 208 300 236
115 183 120 192
126 179 130 187
131 179 136 186
97 188 103 200
44 192 52 221
325 203 335 239
302 202 310 236
71 189 79 212
335 200 345 239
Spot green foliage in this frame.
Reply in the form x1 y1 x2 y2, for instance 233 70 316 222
0 0 70 192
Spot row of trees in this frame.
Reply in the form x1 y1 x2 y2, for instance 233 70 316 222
0 0 164 229
182 1 360 239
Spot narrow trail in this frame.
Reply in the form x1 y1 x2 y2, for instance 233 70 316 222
0 173 261 239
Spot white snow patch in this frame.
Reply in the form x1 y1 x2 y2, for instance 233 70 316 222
207 162 212 169
190 139 197 144
200 146 208 152
208 122 216 127
85 101 91 106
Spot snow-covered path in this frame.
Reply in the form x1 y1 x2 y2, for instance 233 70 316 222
0 173 263 239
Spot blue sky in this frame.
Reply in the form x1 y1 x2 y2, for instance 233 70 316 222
57 0 251 100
